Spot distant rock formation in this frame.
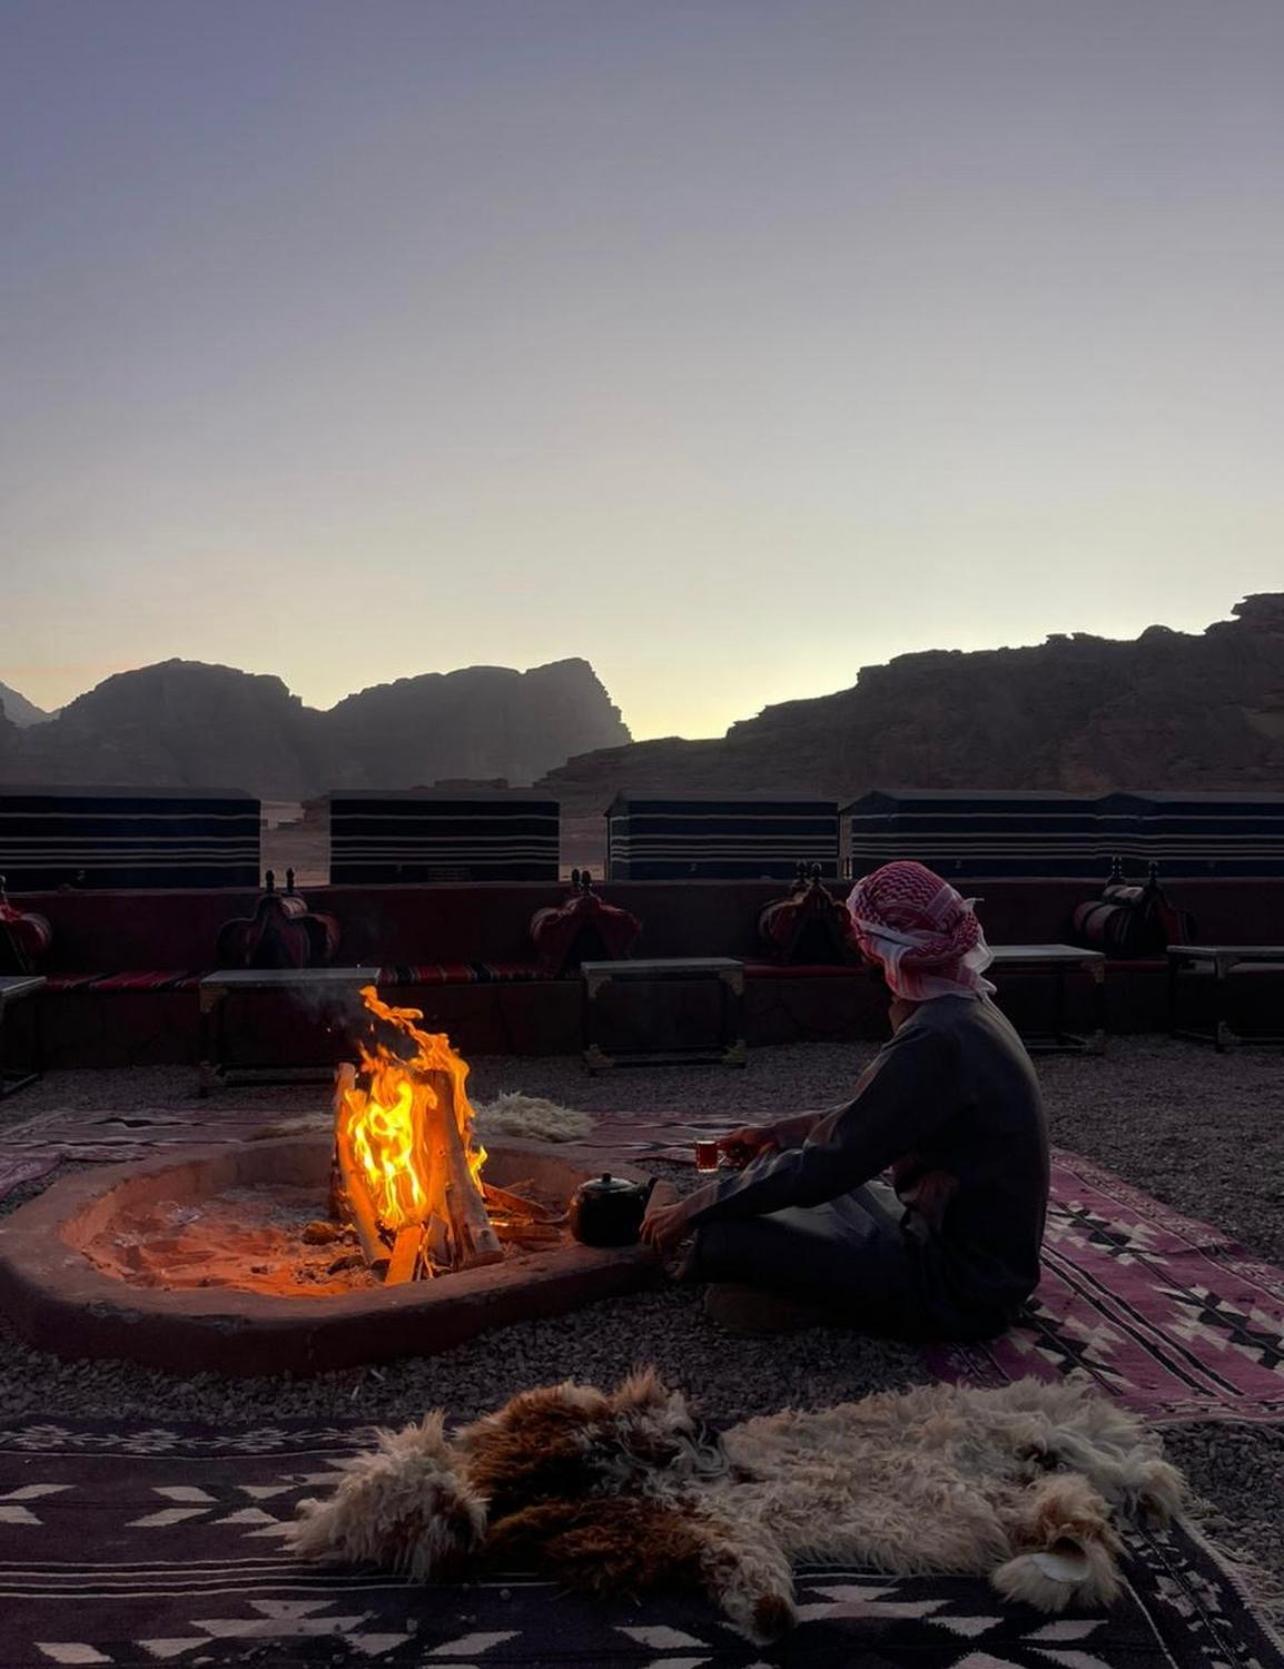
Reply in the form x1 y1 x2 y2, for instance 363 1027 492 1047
0 658 630 798
539 595 1284 813
0 682 51 728
324 660 628 791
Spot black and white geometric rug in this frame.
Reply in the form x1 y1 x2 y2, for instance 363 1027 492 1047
0 1418 1279 1668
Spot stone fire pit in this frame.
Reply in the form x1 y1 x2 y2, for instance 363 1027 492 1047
0 1137 670 1377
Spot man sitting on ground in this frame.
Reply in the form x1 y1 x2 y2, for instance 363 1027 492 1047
640 860 1049 1339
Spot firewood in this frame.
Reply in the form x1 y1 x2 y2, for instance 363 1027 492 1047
482 1180 562 1223
423 1068 504 1269
332 1060 357 1117
329 1062 356 1218
425 1215 451 1271
491 1219 562 1247
302 1219 345 1245
384 1225 423 1286
334 1119 388 1271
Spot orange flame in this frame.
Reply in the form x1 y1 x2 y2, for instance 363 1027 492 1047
338 985 487 1241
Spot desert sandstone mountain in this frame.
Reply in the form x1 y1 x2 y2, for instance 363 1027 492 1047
538 595 1284 813
0 658 630 797
4 597 1282 807
0 682 51 728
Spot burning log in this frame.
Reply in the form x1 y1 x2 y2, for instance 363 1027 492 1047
490 1219 563 1249
482 1180 563 1224
332 1064 389 1272
422 1067 504 1270
385 1225 425 1286
330 989 509 1283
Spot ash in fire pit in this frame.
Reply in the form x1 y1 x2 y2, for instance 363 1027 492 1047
79 1176 572 1299
81 1184 374 1297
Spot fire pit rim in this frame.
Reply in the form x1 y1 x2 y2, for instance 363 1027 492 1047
0 1135 672 1376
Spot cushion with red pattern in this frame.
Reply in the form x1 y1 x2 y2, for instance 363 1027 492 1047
758 870 861 966
0 897 52 975
217 876 341 970
1071 866 1194 959
530 881 642 977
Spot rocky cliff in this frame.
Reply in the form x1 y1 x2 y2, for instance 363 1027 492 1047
0 658 630 797
324 660 628 790
0 682 50 728
539 595 1284 813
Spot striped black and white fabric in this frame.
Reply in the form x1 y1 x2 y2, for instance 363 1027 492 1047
0 786 260 891
328 791 560 883
844 791 1120 882
844 789 1284 881
606 794 839 880
1127 791 1284 878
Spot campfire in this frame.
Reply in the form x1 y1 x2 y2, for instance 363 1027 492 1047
330 987 561 1284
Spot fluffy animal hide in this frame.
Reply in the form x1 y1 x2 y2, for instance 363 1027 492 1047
471 1092 595 1145
290 1371 1183 1644
252 1092 594 1146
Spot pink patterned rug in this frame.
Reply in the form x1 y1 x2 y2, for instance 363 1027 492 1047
926 1150 1284 1426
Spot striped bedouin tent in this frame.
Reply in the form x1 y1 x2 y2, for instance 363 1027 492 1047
843 790 1123 882
0 785 261 891
843 789 1284 881
328 790 560 883
1125 791 1284 878
605 794 839 880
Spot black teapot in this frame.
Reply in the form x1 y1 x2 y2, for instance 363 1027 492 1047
568 1172 657 1248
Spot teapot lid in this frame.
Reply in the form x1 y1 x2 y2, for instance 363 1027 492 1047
582 1171 638 1195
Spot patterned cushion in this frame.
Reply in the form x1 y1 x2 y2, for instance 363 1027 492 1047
0 900 52 975
1071 867 1194 959
376 962 547 986
45 971 205 992
758 870 861 966
529 884 642 977
216 879 341 970
43 964 550 994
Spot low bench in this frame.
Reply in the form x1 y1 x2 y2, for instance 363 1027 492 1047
0 976 45 1099
198 967 376 1093
988 944 1107 1054
1167 944 1284 1052
581 957 747 1071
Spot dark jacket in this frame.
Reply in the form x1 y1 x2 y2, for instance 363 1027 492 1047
674 994 1049 1314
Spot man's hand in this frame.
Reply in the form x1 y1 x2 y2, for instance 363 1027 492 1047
717 1124 778 1170
639 1199 690 1255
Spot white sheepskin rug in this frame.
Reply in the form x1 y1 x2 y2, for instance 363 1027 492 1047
251 1092 594 1145
289 1370 1184 1643
471 1092 595 1144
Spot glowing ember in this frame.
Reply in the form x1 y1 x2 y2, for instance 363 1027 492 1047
333 986 500 1278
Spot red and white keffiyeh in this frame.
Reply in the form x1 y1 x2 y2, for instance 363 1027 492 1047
847 860 995 1002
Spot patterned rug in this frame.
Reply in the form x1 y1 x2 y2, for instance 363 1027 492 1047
0 1417 1279 1669
4 1109 1283 1427
927 1150 1284 1427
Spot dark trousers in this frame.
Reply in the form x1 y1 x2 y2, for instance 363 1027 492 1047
686 1182 1006 1342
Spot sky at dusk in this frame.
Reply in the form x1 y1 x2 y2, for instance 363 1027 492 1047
3 1 1282 739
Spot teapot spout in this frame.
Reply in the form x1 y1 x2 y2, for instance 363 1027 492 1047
640 1176 657 1203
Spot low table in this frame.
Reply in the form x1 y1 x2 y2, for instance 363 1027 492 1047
0 975 45 1099
988 944 1107 1055
581 958 747 1071
198 967 376 1094
1167 944 1284 1052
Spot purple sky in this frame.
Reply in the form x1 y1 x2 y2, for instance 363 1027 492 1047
4 1 1282 737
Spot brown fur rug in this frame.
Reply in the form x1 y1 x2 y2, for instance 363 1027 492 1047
289 1371 1184 1643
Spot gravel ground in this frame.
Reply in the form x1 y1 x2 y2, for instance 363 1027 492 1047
1 1038 1281 1591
